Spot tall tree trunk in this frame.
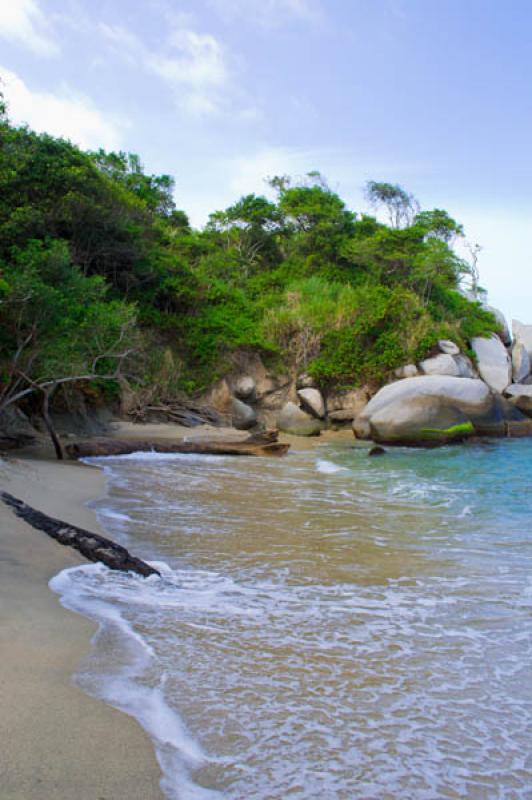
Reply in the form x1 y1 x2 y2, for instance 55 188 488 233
41 388 64 460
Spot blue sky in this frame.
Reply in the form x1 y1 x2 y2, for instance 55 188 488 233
1 0 531 324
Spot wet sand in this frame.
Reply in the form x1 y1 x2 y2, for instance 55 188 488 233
0 454 165 800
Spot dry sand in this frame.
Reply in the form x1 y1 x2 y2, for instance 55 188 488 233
0 455 165 800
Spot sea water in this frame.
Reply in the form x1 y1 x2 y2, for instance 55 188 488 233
50 439 532 799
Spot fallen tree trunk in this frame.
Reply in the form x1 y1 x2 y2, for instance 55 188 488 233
65 432 290 459
1 492 160 578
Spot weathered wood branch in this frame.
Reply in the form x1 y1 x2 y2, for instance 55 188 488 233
1 492 160 578
66 431 289 459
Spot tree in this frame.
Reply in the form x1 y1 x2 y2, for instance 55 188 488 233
414 209 464 243
0 240 136 457
206 194 283 277
463 241 482 298
89 149 177 217
365 181 419 228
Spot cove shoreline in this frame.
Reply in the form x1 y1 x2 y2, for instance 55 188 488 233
0 422 357 799
0 451 165 800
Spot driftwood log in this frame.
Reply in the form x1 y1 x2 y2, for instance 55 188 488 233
66 430 290 460
1 492 159 578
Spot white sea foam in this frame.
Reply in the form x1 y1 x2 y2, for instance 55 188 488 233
98 508 132 522
50 564 223 799
84 451 227 464
315 458 346 474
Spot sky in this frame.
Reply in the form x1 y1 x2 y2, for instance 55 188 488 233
1 0 531 324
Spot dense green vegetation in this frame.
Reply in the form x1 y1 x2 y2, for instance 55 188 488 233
0 95 498 421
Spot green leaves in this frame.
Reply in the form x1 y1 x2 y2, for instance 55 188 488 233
0 108 499 404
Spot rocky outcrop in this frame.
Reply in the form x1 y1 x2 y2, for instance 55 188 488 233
278 402 324 436
353 376 495 444
297 388 326 419
471 335 512 394
230 398 257 430
511 342 530 383
503 384 532 415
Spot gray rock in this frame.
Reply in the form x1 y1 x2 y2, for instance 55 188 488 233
234 375 257 403
353 376 494 444
419 354 461 377
296 373 316 389
326 388 369 422
512 320 532 362
503 384 532 415
471 334 511 394
296 387 326 419
278 402 324 436
453 354 476 378
394 364 418 379
438 339 460 355
230 398 257 430
511 342 530 383
484 305 511 346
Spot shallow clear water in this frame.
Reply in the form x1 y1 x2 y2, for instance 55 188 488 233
51 438 532 799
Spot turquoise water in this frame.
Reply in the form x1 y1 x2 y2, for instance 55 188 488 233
51 438 532 799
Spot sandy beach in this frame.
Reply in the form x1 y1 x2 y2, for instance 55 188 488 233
0 451 165 800
0 421 350 799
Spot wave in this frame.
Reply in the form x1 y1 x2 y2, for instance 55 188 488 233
50 563 223 799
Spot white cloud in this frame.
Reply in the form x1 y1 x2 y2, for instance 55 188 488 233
0 0 58 56
101 23 228 117
0 67 124 150
209 0 323 27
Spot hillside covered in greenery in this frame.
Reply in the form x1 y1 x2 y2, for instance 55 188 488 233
0 95 498 423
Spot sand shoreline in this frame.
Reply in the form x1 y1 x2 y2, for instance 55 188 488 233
0 421 353 799
0 452 165 800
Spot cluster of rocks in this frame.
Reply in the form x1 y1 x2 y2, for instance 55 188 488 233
204 358 369 437
276 375 369 436
353 317 532 445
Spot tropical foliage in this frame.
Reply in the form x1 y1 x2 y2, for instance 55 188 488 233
0 95 497 420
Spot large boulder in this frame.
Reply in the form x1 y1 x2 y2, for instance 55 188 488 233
484 305 511 346
419 354 462 377
233 375 257 403
277 402 324 436
471 335 511 394
503 384 532 416
353 376 495 444
511 342 530 384
512 320 532 363
230 398 257 430
296 388 326 419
